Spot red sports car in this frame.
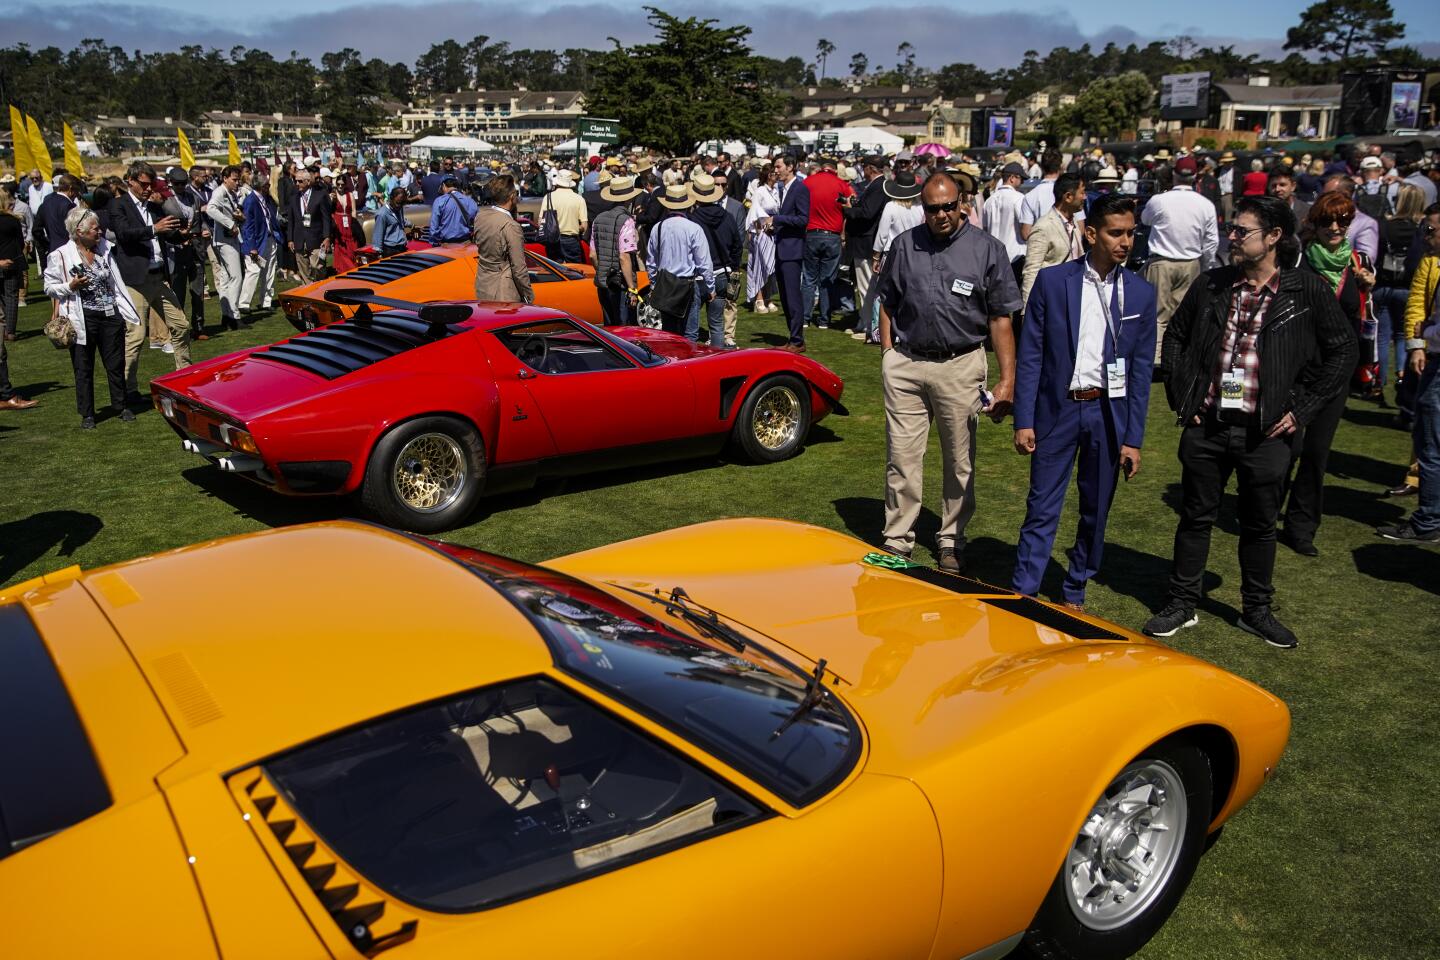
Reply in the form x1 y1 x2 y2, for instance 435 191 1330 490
151 292 847 531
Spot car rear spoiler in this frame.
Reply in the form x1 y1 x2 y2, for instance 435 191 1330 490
323 288 473 337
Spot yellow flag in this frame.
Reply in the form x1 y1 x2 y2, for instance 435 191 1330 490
63 122 85 179
227 132 241 166
177 128 196 169
26 115 52 181
9 105 34 175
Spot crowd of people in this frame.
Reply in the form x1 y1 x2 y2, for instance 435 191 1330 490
1 134 1437 645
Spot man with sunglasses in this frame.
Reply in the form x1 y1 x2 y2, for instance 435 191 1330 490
110 161 191 404
874 170 1022 573
1144 195 1355 648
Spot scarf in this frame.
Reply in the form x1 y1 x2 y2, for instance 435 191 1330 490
1305 240 1352 292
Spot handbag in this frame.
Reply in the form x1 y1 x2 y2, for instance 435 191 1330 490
44 311 76 349
539 193 561 245
646 221 696 316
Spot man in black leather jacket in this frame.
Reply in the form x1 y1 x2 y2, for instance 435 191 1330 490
1143 195 1356 649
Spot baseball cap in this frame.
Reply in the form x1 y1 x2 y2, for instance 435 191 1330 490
1174 155 1198 175
1001 162 1027 178
1359 156 1383 170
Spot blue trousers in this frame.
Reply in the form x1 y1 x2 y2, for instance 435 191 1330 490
801 231 842 322
1012 399 1121 604
775 258 804 345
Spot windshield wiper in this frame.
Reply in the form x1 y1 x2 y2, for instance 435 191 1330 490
770 658 829 741
610 584 749 652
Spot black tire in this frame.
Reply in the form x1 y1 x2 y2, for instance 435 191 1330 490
361 416 486 533
1019 737 1214 960
730 374 812 463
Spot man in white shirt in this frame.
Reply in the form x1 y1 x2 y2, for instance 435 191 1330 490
1019 148 1083 241
1140 154 1219 367
23 170 52 207
982 162 1027 267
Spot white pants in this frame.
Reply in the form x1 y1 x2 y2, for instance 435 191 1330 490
213 243 245 321
239 238 277 311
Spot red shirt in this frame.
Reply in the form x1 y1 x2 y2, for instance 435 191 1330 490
1242 171 1268 196
804 170 854 233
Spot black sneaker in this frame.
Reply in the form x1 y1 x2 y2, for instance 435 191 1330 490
1377 522 1440 544
80 416 96 430
119 408 136 422
1239 607 1298 649
1142 600 1198 638
937 546 966 574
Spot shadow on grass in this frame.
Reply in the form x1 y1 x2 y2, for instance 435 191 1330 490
1326 449 1409 489
0 511 104 583
1341 405 1406 430
829 494 1017 584
1351 542 1440 594
12 379 67 398
1321 484 1409 528
181 466 351 528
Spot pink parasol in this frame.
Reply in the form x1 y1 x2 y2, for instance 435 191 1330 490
912 142 952 157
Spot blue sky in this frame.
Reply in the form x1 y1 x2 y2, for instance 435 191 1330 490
8 1 1439 71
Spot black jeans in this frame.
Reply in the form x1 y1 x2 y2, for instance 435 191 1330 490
1168 413 1297 612
1282 386 1347 543
71 312 127 417
1 264 22 336
170 254 203 324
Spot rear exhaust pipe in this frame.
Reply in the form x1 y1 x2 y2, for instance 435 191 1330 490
217 455 265 473
182 438 223 456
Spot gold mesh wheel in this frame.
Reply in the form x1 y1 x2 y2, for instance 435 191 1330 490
751 384 802 451
391 432 468 513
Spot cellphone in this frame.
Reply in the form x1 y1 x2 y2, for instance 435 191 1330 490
979 386 994 410
1122 456 1136 480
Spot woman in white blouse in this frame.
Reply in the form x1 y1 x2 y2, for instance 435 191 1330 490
744 162 779 313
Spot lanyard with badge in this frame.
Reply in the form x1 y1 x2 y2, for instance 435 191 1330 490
1091 271 1127 397
1220 287 1267 409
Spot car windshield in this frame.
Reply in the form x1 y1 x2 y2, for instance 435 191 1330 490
433 544 861 807
589 324 665 367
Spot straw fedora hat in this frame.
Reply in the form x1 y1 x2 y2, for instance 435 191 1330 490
601 175 642 203
658 183 694 210
690 172 723 203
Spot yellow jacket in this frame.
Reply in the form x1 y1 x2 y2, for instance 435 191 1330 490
1405 254 1438 347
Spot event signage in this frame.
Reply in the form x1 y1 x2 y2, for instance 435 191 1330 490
1159 71 1211 122
985 110 1015 148
817 132 840 152
1388 75 1423 130
576 117 620 144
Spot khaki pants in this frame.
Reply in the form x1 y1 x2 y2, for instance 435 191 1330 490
124 274 192 394
881 345 987 554
722 298 737 346
294 247 327 284
1145 258 1202 364
239 240 278 311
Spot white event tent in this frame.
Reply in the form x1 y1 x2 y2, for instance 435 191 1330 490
409 135 496 156
786 127 905 153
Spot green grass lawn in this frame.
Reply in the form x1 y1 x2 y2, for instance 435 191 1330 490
1 275 1435 958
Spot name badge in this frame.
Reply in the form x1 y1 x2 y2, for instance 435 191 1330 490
951 278 974 297
1220 368 1245 409
302 214 312 228
1106 359 1127 398
102 303 116 316
341 215 350 228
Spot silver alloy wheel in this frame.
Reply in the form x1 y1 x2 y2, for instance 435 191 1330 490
751 384 802 451
1065 758 1189 931
391 432 468 513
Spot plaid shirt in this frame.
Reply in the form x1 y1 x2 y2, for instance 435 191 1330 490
1205 272 1280 416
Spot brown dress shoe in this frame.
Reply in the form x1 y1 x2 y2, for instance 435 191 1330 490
1 396 39 410
1384 484 1418 498
1061 601 1086 613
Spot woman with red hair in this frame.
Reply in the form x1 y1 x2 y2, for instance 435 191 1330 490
1279 190 1372 555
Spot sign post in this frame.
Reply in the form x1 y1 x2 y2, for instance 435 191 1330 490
574 116 621 171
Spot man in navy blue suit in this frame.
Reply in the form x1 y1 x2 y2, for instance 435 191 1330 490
1011 193 1158 610
761 154 811 351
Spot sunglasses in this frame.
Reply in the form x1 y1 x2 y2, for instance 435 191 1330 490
1226 225 1263 239
1319 215 1353 228
923 200 961 214
132 178 154 188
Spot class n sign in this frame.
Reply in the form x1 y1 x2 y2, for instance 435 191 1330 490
577 117 621 144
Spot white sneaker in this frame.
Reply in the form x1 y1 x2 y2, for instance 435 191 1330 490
148 341 163 350
161 342 175 354
849 330 868 340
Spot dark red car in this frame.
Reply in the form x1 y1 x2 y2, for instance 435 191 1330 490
150 293 847 531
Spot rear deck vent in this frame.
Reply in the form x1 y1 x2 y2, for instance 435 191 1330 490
339 253 448 285
257 312 465 380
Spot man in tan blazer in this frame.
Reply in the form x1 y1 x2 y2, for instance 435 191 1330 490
472 175 533 304
1021 171 1087 307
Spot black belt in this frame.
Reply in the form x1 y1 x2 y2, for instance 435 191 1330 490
897 341 983 362
808 229 839 235
148 265 165 273
1206 406 1258 429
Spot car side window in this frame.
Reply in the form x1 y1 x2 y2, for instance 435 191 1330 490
496 320 634 375
264 676 762 912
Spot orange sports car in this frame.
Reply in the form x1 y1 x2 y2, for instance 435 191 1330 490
0 518 1289 960
279 246 639 331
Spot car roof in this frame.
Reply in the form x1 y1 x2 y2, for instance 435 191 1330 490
72 522 552 770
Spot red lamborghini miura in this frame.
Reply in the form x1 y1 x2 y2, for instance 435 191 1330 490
150 292 847 532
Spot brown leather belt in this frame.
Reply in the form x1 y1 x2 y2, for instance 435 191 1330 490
1068 387 1104 401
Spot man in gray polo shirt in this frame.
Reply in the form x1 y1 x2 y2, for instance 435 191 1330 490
875 171 1022 572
